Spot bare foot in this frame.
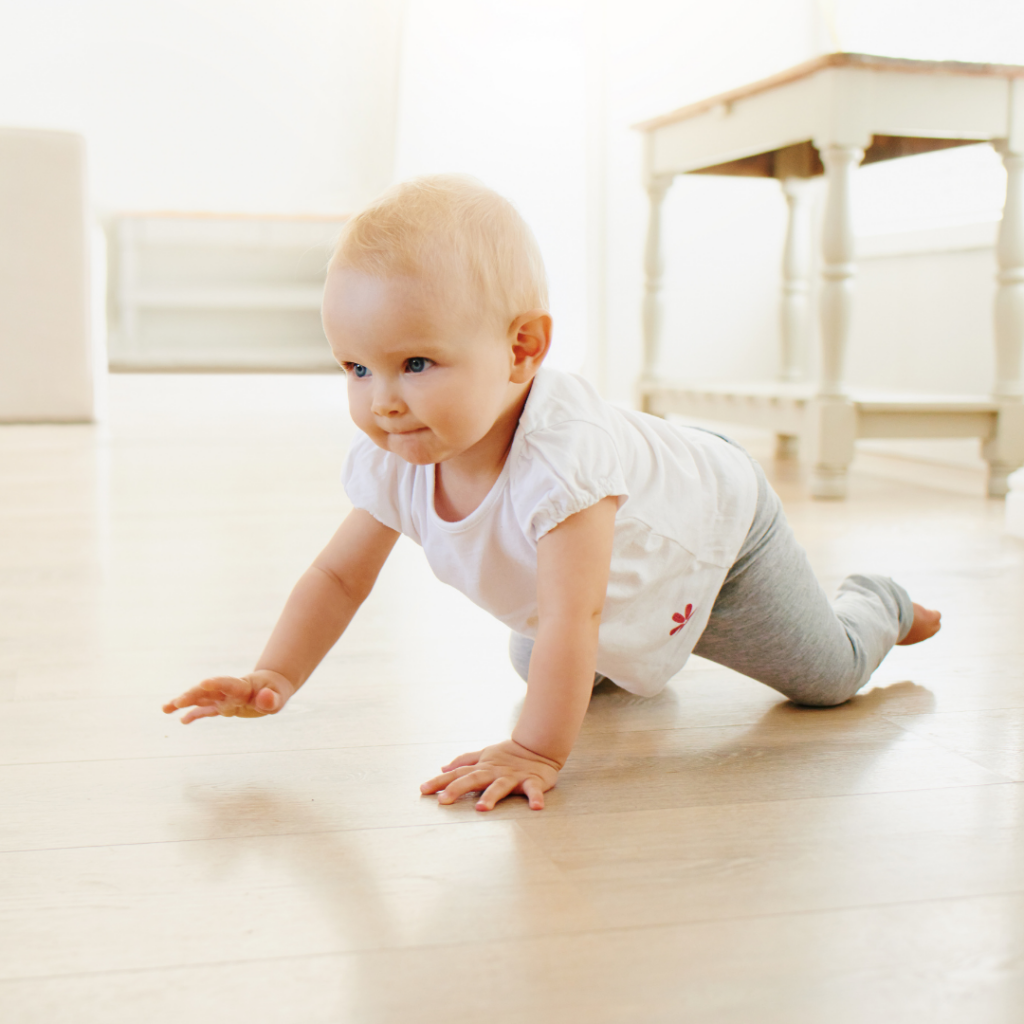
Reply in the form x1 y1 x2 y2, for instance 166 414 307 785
896 603 942 645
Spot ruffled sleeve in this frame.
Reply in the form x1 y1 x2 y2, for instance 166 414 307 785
340 432 413 539
512 421 629 545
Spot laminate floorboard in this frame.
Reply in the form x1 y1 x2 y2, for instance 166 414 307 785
2 374 1023 1023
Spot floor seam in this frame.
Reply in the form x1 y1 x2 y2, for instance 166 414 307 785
4 885 1024 985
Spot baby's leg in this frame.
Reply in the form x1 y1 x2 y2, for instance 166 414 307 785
693 463 933 707
509 631 534 683
508 632 609 688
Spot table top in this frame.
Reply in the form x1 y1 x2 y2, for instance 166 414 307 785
637 52 1024 179
635 52 1024 133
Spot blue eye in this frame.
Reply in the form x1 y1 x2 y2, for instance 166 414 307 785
406 357 431 373
349 364 369 378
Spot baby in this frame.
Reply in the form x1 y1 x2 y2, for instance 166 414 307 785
163 175 941 811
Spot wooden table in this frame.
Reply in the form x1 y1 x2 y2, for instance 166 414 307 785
635 53 1024 498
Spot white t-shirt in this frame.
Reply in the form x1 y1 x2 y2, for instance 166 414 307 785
342 367 758 697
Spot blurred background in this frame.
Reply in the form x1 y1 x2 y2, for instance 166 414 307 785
1 0 1023 430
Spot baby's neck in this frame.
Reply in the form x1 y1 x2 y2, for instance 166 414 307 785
433 381 531 522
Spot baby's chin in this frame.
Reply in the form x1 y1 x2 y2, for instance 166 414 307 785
373 429 443 465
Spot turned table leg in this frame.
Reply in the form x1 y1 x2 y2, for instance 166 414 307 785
780 176 812 384
640 175 672 412
984 144 1024 496
776 176 812 459
808 143 863 499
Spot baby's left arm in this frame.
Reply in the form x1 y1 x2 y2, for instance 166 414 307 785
421 495 618 811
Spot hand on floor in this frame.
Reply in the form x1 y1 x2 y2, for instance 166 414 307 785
162 670 296 724
421 738 561 811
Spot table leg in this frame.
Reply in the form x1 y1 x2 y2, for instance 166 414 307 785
780 176 812 384
808 144 862 498
641 176 672 411
818 144 862 397
777 176 812 459
985 145 1024 495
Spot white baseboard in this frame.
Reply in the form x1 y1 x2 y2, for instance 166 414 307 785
1008 470 1024 538
853 438 988 496
857 220 998 260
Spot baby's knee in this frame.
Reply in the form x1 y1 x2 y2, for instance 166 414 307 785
775 668 867 708
787 691 853 709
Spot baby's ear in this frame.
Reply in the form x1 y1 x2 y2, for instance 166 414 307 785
510 310 551 382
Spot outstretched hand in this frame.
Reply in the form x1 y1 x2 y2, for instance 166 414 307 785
162 670 296 724
420 739 561 811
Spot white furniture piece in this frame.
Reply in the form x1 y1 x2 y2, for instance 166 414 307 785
0 127 93 422
109 212 347 372
636 53 1024 498
1008 468 1024 538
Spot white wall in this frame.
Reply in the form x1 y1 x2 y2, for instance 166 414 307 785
389 0 827 378
830 0 1024 66
596 0 1024 406
846 144 1008 397
598 0 823 401
3 0 1023 418
392 0 1024 402
0 128 94 421
392 0 589 372
0 0 405 214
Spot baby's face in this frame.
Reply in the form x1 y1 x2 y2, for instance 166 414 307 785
322 267 520 466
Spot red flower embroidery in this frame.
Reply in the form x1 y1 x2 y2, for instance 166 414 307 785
670 604 694 636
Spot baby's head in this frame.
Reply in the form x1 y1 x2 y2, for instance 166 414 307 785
330 174 548 332
323 176 552 466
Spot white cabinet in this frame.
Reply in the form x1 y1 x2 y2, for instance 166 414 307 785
0 127 93 422
108 213 347 372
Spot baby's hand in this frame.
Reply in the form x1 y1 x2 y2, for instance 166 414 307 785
161 670 296 724
420 739 561 811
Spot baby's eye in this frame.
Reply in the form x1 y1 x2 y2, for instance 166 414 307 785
345 363 370 378
405 357 433 374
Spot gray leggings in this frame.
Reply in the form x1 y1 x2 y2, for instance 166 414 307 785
509 456 913 707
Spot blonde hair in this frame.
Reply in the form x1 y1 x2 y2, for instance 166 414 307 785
330 175 548 328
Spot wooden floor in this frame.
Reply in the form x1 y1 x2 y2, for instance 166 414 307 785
2 374 1024 1024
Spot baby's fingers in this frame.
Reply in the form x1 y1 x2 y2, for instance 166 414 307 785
436 769 494 805
179 705 222 725
420 762 477 795
476 776 518 812
162 676 252 716
521 777 547 811
440 749 482 773
162 684 210 713
420 753 483 794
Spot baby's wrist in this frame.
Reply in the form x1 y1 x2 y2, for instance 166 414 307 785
506 735 565 771
249 667 298 696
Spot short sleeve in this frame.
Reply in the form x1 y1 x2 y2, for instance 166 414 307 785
512 421 629 544
340 432 411 538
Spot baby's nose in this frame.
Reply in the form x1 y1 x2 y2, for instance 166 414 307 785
370 382 406 417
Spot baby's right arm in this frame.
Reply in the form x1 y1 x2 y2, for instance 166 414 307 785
163 508 399 723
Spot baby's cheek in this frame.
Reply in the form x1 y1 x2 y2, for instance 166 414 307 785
434 398 486 444
352 416 391 454
347 396 377 437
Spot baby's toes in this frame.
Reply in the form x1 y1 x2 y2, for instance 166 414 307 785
897 603 942 645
